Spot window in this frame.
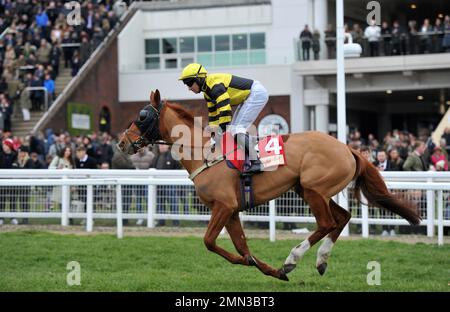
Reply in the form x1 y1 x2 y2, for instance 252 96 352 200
250 33 266 64
145 39 160 69
144 33 265 70
250 33 265 49
180 37 195 53
197 36 212 52
162 38 177 54
232 34 247 50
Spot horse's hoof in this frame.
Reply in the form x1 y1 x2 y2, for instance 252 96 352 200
317 263 327 276
282 263 296 274
246 255 257 266
278 269 289 282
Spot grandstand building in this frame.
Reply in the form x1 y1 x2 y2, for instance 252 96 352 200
37 0 450 141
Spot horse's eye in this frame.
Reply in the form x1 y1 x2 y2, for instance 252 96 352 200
139 110 148 121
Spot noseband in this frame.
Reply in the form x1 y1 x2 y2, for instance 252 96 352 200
122 103 169 152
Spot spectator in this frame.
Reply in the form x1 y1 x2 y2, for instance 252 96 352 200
13 146 34 225
443 15 450 52
75 145 98 169
43 73 54 107
152 144 182 227
130 146 155 226
373 150 393 171
430 146 448 171
434 18 444 53
381 21 391 56
79 35 92 66
71 50 80 77
388 148 404 171
351 23 364 49
19 82 31 121
391 20 406 55
312 30 321 60
0 93 12 132
0 138 17 225
300 24 312 61
408 20 418 55
30 74 44 111
49 146 75 170
36 38 51 66
49 39 61 79
360 145 373 162
403 140 427 171
96 133 114 167
29 151 46 169
324 24 336 59
364 19 381 57
419 18 433 53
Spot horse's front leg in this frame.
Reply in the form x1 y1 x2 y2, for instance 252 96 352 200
203 202 247 265
226 211 289 281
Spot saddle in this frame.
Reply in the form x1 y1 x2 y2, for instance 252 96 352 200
220 132 287 210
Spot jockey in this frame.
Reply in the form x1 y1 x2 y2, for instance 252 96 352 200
179 63 269 174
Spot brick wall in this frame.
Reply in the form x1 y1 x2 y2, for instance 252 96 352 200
45 38 119 135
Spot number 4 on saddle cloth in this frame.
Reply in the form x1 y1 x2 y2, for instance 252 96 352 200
220 131 287 174
219 132 287 210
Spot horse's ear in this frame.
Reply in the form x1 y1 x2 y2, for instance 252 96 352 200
154 89 161 105
149 90 161 108
149 91 154 104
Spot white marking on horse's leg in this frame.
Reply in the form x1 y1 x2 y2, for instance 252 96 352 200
316 236 334 267
284 239 310 266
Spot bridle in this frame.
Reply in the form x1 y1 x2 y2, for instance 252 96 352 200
121 103 214 153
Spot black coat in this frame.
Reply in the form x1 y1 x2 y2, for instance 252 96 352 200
151 151 181 170
75 155 98 169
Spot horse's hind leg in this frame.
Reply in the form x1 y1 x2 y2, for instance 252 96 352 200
315 199 351 275
281 188 337 276
226 211 288 281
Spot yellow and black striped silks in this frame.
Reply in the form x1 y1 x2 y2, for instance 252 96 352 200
201 73 253 131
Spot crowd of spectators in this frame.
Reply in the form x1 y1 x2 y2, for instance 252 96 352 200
0 0 127 132
299 15 450 60
345 128 450 172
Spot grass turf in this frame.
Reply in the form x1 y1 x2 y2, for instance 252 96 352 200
0 231 448 291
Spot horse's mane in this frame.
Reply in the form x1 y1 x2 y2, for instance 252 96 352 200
164 101 196 127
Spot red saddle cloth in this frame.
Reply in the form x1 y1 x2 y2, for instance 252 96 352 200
220 132 246 172
220 132 287 173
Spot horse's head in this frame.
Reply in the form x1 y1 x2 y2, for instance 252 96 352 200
117 89 162 155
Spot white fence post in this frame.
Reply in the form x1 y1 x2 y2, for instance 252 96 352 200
86 185 93 232
269 200 276 242
426 178 435 237
116 184 123 239
437 190 444 246
361 194 369 238
61 175 69 226
147 184 156 228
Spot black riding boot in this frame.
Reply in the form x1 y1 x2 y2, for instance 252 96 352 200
235 133 262 175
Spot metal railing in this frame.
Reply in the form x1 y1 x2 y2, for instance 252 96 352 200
294 30 450 61
0 169 448 245
25 86 49 111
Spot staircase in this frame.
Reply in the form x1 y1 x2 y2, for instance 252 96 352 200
11 65 73 138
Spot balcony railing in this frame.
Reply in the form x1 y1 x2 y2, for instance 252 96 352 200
294 30 450 61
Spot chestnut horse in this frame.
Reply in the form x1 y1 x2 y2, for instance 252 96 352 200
117 90 421 281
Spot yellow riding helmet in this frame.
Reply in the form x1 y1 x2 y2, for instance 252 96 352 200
178 63 207 80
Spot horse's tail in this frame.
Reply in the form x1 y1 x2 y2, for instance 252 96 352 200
350 149 421 225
